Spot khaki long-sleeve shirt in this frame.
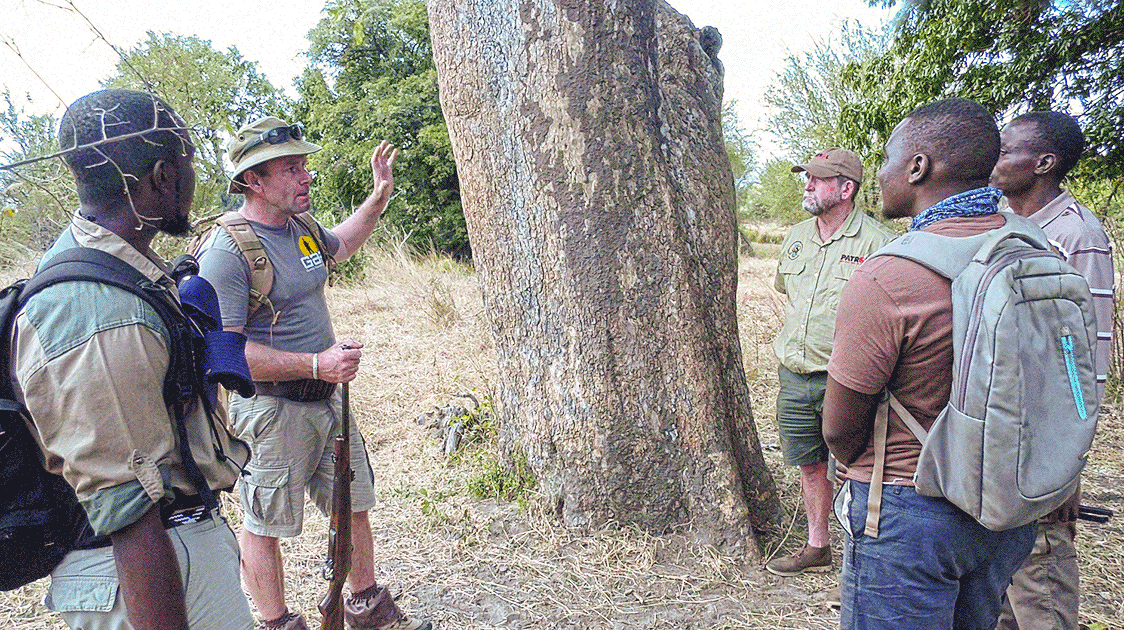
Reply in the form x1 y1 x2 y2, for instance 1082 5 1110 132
13 217 248 536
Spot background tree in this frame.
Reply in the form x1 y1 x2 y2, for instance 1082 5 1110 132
298 0 466 257
722 100 755 211
742 159 806 226
1 33 291 262
842 0 1123 383
104 32 293 218
749 22 886 218
428 0 783 556
0 91 76 259
842 0 1124 179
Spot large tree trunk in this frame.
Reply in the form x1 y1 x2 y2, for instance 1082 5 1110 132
428 0 781 557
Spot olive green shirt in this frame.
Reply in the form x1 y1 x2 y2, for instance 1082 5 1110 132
773 209 895 373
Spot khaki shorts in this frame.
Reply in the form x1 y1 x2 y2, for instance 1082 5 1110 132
46 517 254 630
775 364 829 466
230 387 377 538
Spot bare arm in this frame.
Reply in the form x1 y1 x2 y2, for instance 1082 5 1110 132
111 505 188 630
332 141 399 262
225 325 363 383
823 376 879 466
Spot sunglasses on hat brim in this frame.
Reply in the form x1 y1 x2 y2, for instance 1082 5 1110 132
240 124 305 158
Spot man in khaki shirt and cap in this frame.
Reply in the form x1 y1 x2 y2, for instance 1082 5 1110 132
767 148 894 577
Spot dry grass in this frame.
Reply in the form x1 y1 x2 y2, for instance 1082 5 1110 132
1 240 1122 629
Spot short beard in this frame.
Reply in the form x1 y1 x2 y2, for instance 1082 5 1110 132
803 188 843 217
159 214 192 237
802 198 826 216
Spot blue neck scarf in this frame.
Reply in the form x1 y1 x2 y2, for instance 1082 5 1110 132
909 186 1002 232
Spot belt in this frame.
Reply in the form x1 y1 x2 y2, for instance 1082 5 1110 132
75 494 214 551
160 493 214 527
254 379 336 402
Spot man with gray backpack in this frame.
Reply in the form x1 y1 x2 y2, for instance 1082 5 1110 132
823 98 1099 630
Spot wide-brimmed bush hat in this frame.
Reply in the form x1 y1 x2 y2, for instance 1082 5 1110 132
227 116 321 193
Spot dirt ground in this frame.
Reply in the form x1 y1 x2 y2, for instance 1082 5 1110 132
1 241 1122 629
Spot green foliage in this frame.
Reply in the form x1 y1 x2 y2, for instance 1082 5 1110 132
392 487 463 525
104 32 293 218
467 452 536 504
415 488 452 521
846 1 1124 179
0 92 77 258
297 0 467 257
762 20 888 212
457 397 497 446
742 159 806 225
0 35 291 263
722 100 756 209
738 227 785 245
765 22 887 160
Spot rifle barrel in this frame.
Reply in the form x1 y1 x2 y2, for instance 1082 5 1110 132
319 382 352 630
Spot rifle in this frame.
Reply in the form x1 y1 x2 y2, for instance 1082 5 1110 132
319 382 352 630
1077 504 1113 524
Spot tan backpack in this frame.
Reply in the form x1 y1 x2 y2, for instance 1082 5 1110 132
191 211 336 321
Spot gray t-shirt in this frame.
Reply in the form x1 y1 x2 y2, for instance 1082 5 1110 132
196 214 341 354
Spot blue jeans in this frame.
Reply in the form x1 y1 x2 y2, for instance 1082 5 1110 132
837 480 1035 630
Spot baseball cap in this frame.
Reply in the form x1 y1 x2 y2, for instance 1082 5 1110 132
226 116 321 193
791 147 862 183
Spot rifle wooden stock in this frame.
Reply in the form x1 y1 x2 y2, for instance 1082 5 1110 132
319 382 352 630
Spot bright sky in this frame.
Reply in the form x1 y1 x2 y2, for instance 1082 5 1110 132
0 0 891 160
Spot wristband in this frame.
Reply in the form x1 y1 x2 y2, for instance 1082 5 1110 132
312 352 319 380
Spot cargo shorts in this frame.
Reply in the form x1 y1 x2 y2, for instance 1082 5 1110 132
46 517 254 630
775 364 829 467
229 386 377 538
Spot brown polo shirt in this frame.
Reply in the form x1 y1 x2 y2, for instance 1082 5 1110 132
827 213 1008 484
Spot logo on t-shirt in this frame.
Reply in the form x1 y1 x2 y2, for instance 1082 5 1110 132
840 254 865 264
786 241 803 260
298 235 324 272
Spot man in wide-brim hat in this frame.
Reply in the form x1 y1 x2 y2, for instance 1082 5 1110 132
196 116 431 630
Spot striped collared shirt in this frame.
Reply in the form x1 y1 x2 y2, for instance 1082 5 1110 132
1027 191 1115 398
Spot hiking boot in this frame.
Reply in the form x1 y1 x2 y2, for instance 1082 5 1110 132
259 611 310 630
824 584 841 611
344 585 432 630
765 544 832 576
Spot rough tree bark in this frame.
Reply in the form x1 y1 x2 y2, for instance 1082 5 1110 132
428 0 782 557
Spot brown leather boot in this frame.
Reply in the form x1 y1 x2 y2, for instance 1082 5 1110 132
765 543 832 576
259 610 310 630
343 585 432 630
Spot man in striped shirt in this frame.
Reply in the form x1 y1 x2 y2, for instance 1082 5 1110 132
991 110 1115 630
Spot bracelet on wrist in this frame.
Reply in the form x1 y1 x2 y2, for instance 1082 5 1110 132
311 352 319 380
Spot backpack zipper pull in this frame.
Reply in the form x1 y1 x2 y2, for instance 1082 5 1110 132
1059 328 1087 420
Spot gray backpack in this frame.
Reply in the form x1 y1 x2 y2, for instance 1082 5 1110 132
864 213 1099 535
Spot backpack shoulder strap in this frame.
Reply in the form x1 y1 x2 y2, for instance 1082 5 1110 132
865 391 929 539
873 231 986 280
16 247 219 513
21 247 189 408
212 212 274 319
25 247 151 298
